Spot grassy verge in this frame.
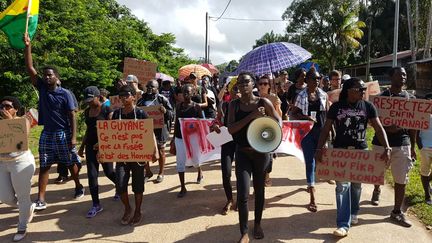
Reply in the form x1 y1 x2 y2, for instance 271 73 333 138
366 128 432 226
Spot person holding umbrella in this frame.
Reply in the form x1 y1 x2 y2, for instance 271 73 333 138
227 72 281 242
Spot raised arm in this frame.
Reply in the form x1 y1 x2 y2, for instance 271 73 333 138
23 33 38 86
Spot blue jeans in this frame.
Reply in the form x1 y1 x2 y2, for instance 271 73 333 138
335 181 362 230
301 127 320 186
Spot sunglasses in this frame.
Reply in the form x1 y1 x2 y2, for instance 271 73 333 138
258 82 269 86
0 104 13 110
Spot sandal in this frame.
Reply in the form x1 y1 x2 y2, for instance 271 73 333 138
129 213 142 226
307 202 318 212
253 224 264 239
221 201 233 215
121 210 132 225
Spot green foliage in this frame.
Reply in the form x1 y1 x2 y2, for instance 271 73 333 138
282 0 365 71
253 30 288 49
0 0 194 108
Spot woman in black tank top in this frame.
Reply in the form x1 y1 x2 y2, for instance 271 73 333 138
227 72 281 242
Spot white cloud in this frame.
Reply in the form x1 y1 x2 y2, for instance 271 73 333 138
116 0 292 65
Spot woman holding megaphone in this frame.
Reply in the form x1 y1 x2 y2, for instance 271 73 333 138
227 72 281 243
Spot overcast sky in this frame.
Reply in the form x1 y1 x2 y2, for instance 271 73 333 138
116 0 292 65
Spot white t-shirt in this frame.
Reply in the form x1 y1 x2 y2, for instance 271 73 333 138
420 115 432 148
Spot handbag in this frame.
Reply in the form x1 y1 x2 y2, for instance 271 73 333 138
169 139 176 155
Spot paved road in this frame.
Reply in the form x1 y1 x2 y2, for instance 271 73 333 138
1 150 431 242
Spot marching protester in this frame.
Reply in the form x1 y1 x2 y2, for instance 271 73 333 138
137 79 173 183
292 69 329 212
257 74 282 187
99 88 111 108
328 70 342 91
211 81 240 215
172 84 204 197
78 86 117 218
371 67 417 227
275 71 291 120
287 68 307 105
201 75 217 119
125 74 144 100
320 76 330 92
417 95 432 205
0 96 36 241
24 34 84 211
112 85 154 226
227 72 281 243
315 77 391 237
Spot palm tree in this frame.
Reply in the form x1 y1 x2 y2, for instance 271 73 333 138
336 5 366 56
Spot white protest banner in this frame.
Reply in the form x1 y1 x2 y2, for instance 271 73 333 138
179 118 220 167
274 120 313 162
316 148 386 185
97 119 155 162
370 96 432 130
206 126 233 147
123 57 157 85
0 118 28 153
139 105 164 129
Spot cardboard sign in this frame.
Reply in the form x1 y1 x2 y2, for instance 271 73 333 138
327 88 341 103
97 119 155 162
365 81 381 97
109 95 123 110
371 96 432 130
139 105 164 129
316 148 385 185
123 57 157 85
0 118 28 153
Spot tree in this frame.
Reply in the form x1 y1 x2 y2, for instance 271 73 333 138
253 31 288 49
0 0 195 108
282 0 365 70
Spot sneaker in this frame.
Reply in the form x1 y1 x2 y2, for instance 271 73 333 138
13 230 26 242
156 175 164 183
426 198 432 205
351 215 359 225
390 211 412 227
113 193 120 201
28 203 36 223
333 227 348 237
371 189 380 206
34 200 47 211
55 176 68 184
86 205 103 218
74 186 85 199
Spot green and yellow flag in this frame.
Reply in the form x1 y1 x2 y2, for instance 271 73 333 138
0 0 39 49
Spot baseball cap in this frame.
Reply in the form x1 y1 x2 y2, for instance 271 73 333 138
126 74 139 83
83 86 100 103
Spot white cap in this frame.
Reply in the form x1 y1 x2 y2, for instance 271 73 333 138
342 74 351 81
126 74 138 83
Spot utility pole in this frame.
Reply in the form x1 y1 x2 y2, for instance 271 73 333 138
365 16 372 82
392 0 400 67
205 12 209 63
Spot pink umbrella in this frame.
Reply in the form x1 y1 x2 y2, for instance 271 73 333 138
155 72 174 82
178 64 212 81
201 63 219 74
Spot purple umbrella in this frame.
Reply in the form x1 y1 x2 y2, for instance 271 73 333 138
155 72 174 82
234 42 312 77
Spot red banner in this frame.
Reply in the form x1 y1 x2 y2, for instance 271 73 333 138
275 120 314 161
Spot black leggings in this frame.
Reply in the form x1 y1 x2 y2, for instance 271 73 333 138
86 145 116 205
116 162 145 194
221 141 236 201
235 148 270 235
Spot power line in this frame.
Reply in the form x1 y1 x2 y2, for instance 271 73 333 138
209 16 286 22
214 0 232 21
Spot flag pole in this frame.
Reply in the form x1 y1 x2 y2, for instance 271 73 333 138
25 0 33 34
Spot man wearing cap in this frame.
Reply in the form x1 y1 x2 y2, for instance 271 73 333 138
126 74 144 100
137 80 173 183
24 34 84 211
